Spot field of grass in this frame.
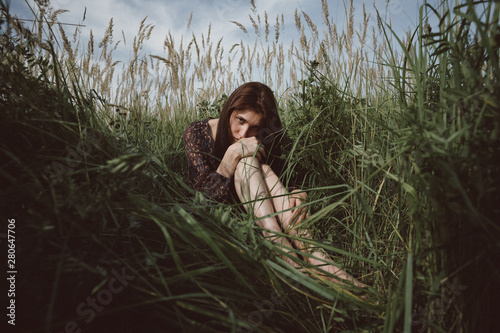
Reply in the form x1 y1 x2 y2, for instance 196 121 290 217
1 0 499 332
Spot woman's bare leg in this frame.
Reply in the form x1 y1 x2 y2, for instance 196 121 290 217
260 164 310 243
261 165 366 287
233 156 299 267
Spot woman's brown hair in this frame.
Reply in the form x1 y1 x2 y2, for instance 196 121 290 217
213 82 285 172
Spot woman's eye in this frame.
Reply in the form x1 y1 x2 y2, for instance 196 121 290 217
238 118 245 124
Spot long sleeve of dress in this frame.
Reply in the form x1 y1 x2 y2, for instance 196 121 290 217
183 119 233 202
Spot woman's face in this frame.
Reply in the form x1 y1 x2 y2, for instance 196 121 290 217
229 109 264 142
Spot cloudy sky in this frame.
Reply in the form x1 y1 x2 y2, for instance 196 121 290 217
9 0 439 60
7 0 443 99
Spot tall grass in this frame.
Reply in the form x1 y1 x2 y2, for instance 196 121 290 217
1 0 498 332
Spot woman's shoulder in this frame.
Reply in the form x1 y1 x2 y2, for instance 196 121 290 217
184 118 210 134
186 117 211 129
183 118 213 145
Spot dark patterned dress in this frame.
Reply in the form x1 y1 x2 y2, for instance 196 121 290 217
183 118 235 202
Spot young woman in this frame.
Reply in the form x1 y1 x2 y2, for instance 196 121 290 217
183 82 365 288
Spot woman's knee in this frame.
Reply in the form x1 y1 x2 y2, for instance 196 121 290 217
235 156 262 182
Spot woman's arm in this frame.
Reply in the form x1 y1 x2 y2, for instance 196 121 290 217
183 123 233 201
217 137 267 178
216 148 240 179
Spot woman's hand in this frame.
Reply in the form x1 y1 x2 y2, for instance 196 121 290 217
230 137 266 161
217 137 266 179
288 189 308 225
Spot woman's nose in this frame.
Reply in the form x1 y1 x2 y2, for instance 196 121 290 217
240 126 248 138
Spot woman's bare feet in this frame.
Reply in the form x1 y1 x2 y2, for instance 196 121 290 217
306 250 367 289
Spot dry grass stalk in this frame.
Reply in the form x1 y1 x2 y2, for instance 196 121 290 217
229 43 239 53
231 21 248 34
275 14 280 42
99 18 113 49
207 24 211 46
249 14 259 37
358 4 369 47
295 9 301 32
187 12 193 30
302 10 318 40
265 12 269 42
347 0 354 58
29 0 396 124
